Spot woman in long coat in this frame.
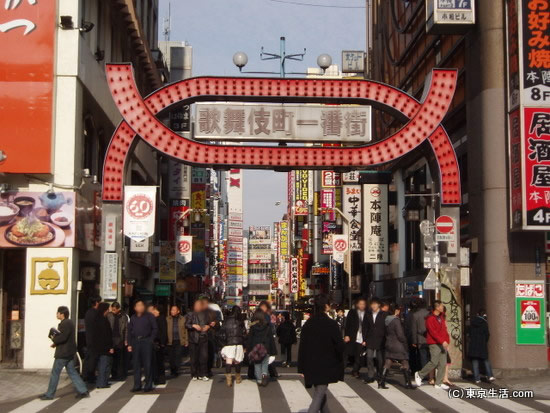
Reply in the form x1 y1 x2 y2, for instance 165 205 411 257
468 309 495 383
298 295 345 413
380 304 414 389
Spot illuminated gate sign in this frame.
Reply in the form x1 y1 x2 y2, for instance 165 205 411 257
194 103 372 142
102 65 461 211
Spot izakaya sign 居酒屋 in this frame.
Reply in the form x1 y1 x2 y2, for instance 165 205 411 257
507 0 550 229
123 186 157 241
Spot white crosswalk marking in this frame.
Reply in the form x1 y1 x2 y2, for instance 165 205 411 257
119 394 159 413
329 381 376 412
453 383 543 412
279 379 312 413
233 380 262 412
64 381 125 413
8 398 57 413
417 384 488 413
366 382 428 412
176 379 213 413
537 400 550 407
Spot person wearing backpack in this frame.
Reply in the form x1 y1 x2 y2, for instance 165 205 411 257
247 309 277 386
276 312 297 367
219 306 246 386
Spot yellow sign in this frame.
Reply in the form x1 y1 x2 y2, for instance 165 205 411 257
31 257 69 295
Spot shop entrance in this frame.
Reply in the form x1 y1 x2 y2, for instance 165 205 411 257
0 249 25 366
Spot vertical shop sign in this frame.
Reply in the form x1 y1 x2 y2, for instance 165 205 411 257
362 184 389 263
102 253 118 300
343 185 362 251
515 280 546 344
294 170 309 215
290 257 299 293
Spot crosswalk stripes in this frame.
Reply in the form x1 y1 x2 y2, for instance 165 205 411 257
64 381 125 413
537 400 550 407
233 379 262 412
176 379 213 413
119 394 159 413
365 382 427 412
416 384 488 413
453 383 543 413
8 397 58 413
328 381 375 412
278 379 312 412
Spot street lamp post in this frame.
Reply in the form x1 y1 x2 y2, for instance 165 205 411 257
233 36 332 78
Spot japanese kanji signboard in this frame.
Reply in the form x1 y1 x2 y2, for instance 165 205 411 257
294 170 310 216
123 186 157 241
194 103 372 142
290 257 299 294
426 0 476 32
515 280 546 344
507 0 550 229
362 184 389 263
279 220 289 258
0 0 56 173
343 185 362 251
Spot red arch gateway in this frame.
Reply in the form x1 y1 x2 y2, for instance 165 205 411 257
102 64 460 205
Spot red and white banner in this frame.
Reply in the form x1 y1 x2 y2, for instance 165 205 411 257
332 235 348 264
124 186 156 241
176 235 193 264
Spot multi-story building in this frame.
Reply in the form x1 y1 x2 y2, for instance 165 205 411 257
0 0 162 368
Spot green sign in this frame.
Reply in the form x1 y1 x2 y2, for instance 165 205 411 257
155 284 171 297
515 280 546 345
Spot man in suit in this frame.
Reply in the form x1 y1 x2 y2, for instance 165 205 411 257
344 298 368 378
363 297 386 383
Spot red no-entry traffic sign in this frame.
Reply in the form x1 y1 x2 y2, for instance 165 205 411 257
435 215 454 234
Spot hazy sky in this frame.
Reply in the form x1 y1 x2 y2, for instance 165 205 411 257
158 0 366 229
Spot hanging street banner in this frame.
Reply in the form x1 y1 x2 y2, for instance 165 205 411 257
507 0 550 230
332 234 348 264
194 103 372 142
515 280 546 344
343 185 362 251
362 184 389 263
176 235 193 265
290 257 299 294
124 186 156 241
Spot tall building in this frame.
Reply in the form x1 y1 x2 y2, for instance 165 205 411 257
0 0 162 368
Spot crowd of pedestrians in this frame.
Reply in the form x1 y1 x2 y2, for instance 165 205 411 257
39 293 496 410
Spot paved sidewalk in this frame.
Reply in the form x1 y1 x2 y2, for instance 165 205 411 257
500 375 550 399
0 368 70 403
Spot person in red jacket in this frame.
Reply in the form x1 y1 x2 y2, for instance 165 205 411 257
414 300 450 390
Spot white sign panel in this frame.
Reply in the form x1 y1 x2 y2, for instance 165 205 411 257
168 160 190 200
342 50 365 73
104 214 117 252
130 238 149 252
363 184 389 263
332 234 348 264
176 235 193 264
342 171 360 183
124 186 157 241
102 253 118 300
195 103 372 143
343 185 362 251
290 257 299 294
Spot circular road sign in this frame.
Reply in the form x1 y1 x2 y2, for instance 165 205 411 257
435 215 454 234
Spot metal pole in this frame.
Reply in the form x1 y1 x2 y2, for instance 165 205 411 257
280 36 286 78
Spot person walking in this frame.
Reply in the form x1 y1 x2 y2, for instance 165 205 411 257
411 299 431 376
363 298 386 384
468 309 495 383
186 300 210 381
344 298 368 378
298 295 345 413
378 304 415 390
219 306 246 386
276 312 297 368
40 306 89 400
414 300 450 390
106 302 128 381
151 305 167 385
95 302 114 389
83 295 101 383
166 305 188 378
259 301 279 378
128 300 158 392
247 310 277 387
335 308 346 338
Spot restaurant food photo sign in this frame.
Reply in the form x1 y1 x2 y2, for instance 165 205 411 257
0 191 75 248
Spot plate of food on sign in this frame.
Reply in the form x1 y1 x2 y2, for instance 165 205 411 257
4 217 65 247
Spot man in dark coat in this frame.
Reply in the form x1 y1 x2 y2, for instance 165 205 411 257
83 295 101 383
299 295 344 413
276 312 297 367
166 305 189 377
185 300 211 380
411 299 430 373
362 297 386 383
40 306 89 400
128 300 158 392
149 304 167 385
468 309 495 383
343 297 368 378
106 302 128 381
